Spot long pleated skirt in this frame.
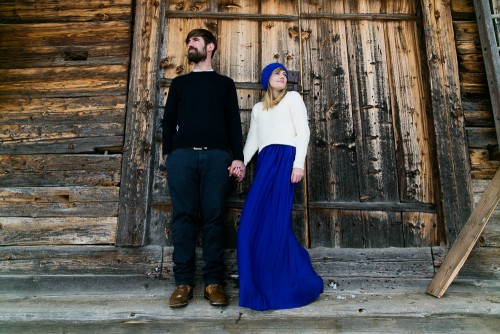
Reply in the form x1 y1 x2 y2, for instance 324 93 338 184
237 144 324 311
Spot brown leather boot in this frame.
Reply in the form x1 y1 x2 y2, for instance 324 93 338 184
204 284 228 306
169 285 193 308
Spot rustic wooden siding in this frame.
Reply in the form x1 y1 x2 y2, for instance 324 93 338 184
449 0 500 283
451 0 500 179
0 0 490 252
0 0 132 246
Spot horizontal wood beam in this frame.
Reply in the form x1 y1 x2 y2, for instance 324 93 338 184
166 11 416 21
308 201 436 213
420 0 474 245
151 195 435 212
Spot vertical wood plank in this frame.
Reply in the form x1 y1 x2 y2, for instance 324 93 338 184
420 0 474 245
385 20 435 203
218 20 259 82
347 19 399 202
117 0 163 246
261 0 299 69
301 18 359 202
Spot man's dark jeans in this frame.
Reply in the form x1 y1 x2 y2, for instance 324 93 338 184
166 148 231 286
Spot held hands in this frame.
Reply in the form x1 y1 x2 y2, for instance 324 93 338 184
291 167 304 184
228 160 245 182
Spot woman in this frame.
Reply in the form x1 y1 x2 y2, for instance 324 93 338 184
237 62 324 311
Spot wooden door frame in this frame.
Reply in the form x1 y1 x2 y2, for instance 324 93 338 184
116 0 164 247
117 0 473 247
418 0 474 245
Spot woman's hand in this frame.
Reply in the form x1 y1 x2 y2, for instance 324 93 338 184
291 167 304 183
228 160 246 182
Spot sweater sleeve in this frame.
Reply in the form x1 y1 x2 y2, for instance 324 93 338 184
289 92 310 169
243 105 259 166
226 78 244 161
161 78 179 156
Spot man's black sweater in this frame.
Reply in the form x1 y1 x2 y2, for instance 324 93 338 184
162 71 244 161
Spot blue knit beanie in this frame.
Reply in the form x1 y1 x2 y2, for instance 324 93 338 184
261 62 288 90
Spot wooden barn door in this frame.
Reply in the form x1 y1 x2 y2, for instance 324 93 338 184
301 1 438 248
149 0 439 248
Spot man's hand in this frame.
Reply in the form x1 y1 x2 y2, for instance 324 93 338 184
228 160 245 182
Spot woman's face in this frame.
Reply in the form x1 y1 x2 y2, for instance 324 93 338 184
268 69 287 91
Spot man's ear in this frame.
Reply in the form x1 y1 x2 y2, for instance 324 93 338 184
206 42 215 53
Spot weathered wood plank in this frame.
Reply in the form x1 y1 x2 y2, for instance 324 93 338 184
160 246 437 278
479 213 500 247
1 294 499 334
457 246 500 280
0 217 117 246
309 209 409 248
0 45 130 69
426 167 500 297
116 0 163 247
420 0 474 245
261 13 300 72
308 201 435 212
460 72 489 93
0 65 128 97
0 245 162 275
302 18 360 203
453 21 479 41
385 20 435 203
347 19 399 202
0 0 132 23
473 0 500 150
0 136 124 154
0 187 119 217
0 96 126 122
0 122 124 143
462 96 494 127
466 127 498 148
473 178 500 246
455 39 482 55
451 0 476 14
0 154 121 187
457 54 485 72
0 21 131 48
218 20 259 83
402 212 437 247
469 148 500 179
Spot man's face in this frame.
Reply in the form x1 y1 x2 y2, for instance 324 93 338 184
186 36 207 63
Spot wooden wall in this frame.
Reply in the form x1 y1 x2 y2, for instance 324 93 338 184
0 1 132 246
450 0 500 279
452 0 500 179
0 0 497 256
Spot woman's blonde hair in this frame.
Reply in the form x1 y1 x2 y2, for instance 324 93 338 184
262 68 287 110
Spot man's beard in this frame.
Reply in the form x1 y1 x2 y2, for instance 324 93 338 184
187 47 207 63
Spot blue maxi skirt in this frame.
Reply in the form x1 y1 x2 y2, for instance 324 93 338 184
237 144 323 311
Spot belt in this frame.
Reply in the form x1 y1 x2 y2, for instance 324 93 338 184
192 146 208 150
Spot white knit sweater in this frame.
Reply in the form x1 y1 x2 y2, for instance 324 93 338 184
243 91 310 169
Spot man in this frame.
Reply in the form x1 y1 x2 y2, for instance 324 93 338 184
162 28 245 308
